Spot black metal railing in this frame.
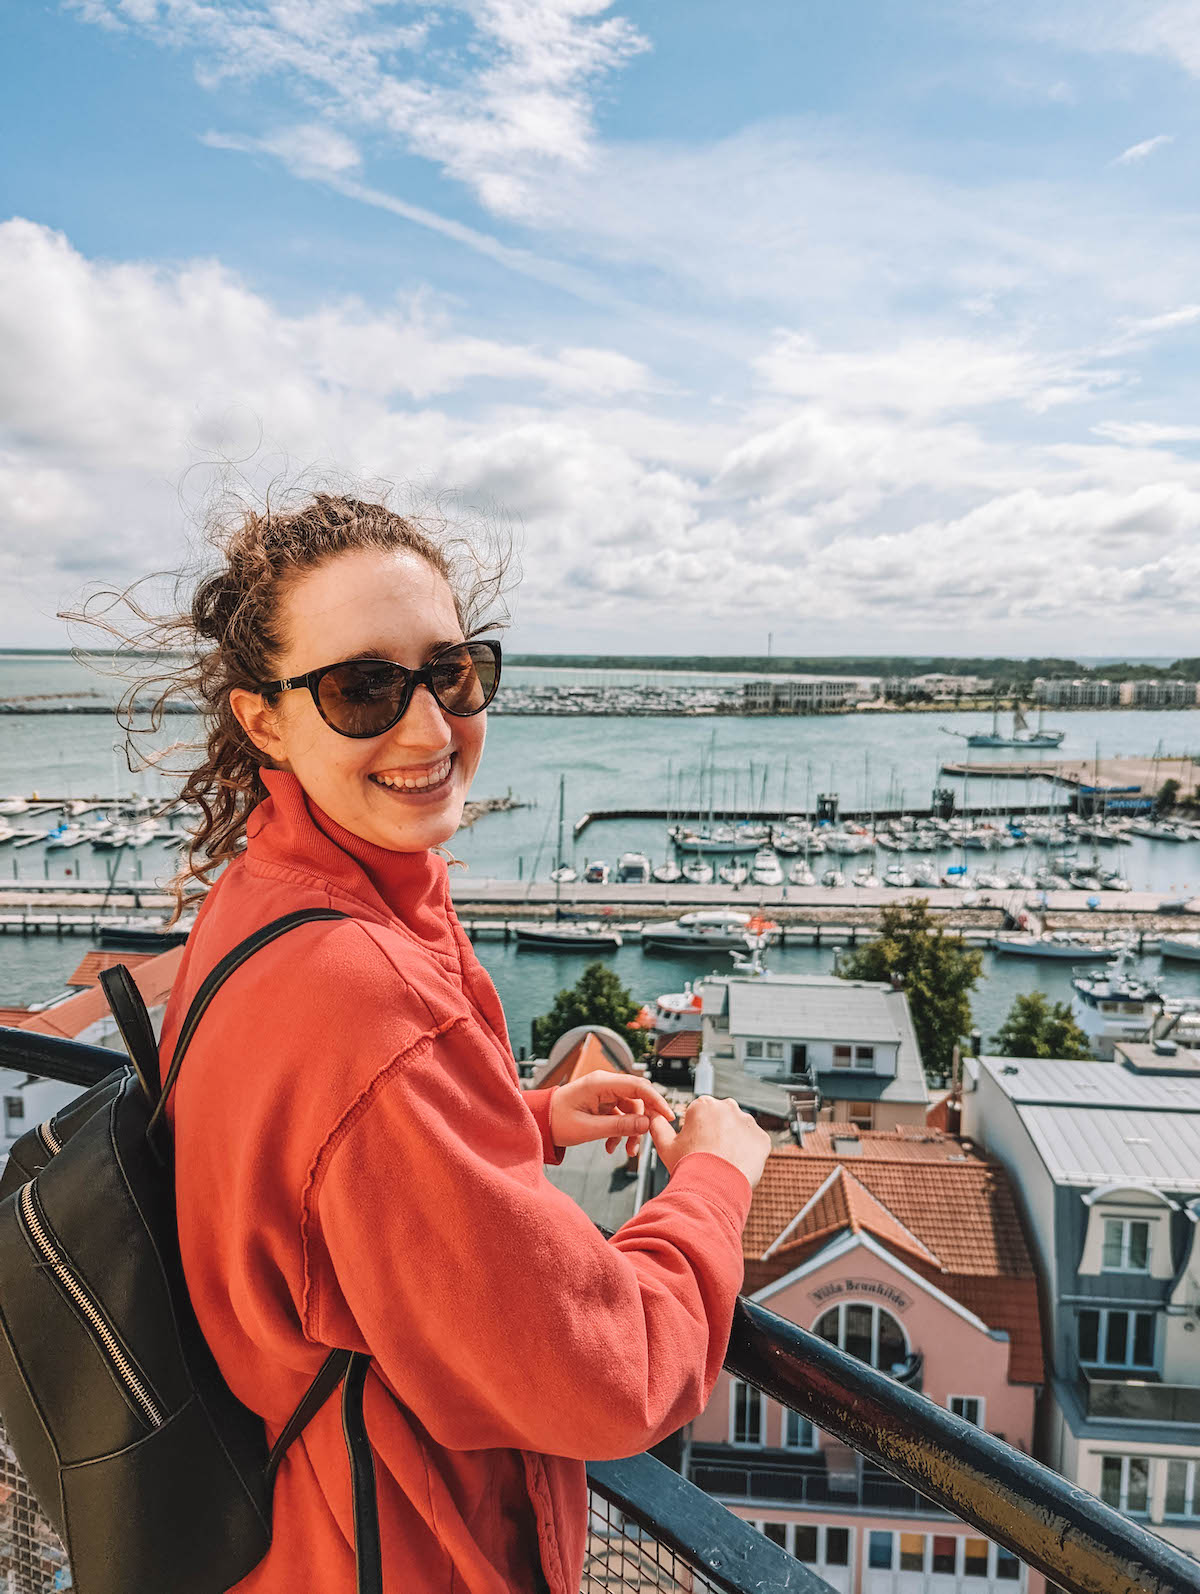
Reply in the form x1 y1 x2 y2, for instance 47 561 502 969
685 1443 944 1514
5 1027 1200 1594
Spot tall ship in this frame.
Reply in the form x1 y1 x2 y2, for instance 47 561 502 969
947 700 1066 749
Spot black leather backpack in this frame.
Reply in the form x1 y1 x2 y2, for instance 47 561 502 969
0 907 383 1594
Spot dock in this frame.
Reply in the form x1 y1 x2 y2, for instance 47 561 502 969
941 754 1199 800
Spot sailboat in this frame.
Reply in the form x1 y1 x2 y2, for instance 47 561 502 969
951 696 1065 749
515 776 622 949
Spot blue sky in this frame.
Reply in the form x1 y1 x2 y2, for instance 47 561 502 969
3 0 1200 655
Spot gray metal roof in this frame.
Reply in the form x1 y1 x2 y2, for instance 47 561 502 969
751 986 929 1104
979 1055 1200 1112
542 1136 644 1228
727 976 902 1044
1017 1104 1200 1191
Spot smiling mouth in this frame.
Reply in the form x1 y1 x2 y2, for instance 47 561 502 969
369 755 454 795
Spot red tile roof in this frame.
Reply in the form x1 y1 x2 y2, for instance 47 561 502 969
744 1130 1044 1385
656 1031 701 1059
533 1030 641 1089
66 950 157 988
17 947 184 1042
0 1007 32 1028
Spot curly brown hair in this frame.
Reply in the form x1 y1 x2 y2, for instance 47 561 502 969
60 491 513 925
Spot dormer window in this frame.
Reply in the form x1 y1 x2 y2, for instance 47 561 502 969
1102 1219 1150 1273
833 1046 853 1068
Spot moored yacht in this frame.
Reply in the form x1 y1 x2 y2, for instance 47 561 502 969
640 909 779 951
514 919 623 950
1070 951 1163 1058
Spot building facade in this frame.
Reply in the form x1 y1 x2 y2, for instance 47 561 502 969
682 1127 1044 1593
695 972 930 1131
962 1048 1200 1564
742 676 879 713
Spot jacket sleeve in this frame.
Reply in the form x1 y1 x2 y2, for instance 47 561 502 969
521 1087 565 1165
306 1018 752 1461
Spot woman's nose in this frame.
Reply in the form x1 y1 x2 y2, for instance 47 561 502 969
393 682 453 749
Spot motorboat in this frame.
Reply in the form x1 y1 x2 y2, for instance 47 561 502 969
583 860 610 884
911 862 940 888
616 852 652 884
718 861 749 886
788 860 815 886
1071 950 1163 1057
821 868 846 888
0 797 29 816
1161 935 1200 963
640 909 780 951
93 826 133 850
751 849 782 886
883 866 914 889
127 823 160 848
652 861 682 884
514 920 623 950
823 829 875 855
45 823 87 849
681 858 714 884
549 864 577 883
853 867 881 888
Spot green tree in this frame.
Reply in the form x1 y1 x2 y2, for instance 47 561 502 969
836 900 982 1080
531 961 650 1060
992 991 1093 1060
1156 778 1181 816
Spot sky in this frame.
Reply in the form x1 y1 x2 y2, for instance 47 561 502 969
3 1 1200 655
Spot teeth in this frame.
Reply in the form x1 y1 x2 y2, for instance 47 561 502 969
371 758 452 792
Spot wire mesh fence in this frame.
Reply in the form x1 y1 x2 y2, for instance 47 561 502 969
0 1426 70 1593
583 1489 717 1593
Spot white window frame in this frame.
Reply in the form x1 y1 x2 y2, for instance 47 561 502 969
1078 1307 1157 1370
1165 1458 1200 1519
765 1040 783 1059
728 1377 765 1447
832 1044 853 1069
781 1406 817 1450
744 1040 763 1060
814 1301 909 1371
949 1395 985 1427
1101 1218 1151 1273
1098 1454 1151 1516
854 1044 875 1070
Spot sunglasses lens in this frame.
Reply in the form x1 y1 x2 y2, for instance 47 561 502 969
429 643 499 716
318 661 408 736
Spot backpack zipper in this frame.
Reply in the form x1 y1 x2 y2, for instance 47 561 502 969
36 1118 62 1158
18 1181 166 1430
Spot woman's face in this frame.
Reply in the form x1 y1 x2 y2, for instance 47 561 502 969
231 547 487 853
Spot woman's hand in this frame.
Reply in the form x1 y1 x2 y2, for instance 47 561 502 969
547 1072 676 1157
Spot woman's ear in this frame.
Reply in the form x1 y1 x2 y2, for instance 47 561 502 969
230 686 289 763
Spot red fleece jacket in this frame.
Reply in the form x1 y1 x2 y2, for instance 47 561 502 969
158 769 753 1594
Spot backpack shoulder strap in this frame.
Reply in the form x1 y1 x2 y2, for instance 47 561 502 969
264 1347 353 1492
146 907 350 1139
98 962 162 1104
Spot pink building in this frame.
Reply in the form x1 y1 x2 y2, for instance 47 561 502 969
683 1126 1045 1593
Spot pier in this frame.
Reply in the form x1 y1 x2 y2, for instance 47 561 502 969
572 799 1069 837
941 753 1200 799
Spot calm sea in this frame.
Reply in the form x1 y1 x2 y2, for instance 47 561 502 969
3 654 1200 1039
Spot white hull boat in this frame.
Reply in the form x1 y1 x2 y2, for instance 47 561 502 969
718 861 749 886
641 910 779 951
1161 935 1200 963
652 862 682 884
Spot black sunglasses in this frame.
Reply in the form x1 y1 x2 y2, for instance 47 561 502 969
257 639 502 739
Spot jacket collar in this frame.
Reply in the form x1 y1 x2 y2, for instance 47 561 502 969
246 769 460 962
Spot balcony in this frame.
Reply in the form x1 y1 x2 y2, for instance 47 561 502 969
1083 1368 1200 1425
4 1024 1200 1594
686 1443 946 1514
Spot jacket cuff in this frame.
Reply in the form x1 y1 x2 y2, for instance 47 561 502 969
668 1151 754 1228
524 1087 566 1165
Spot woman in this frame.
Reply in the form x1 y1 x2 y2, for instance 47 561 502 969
148 493 771 1593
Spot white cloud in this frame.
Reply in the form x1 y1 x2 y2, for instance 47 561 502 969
1115 133 1174 164
69 0 648 217
205 123 363 180
7 217 1200 652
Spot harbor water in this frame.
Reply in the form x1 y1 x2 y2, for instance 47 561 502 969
3 654 1200 1046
